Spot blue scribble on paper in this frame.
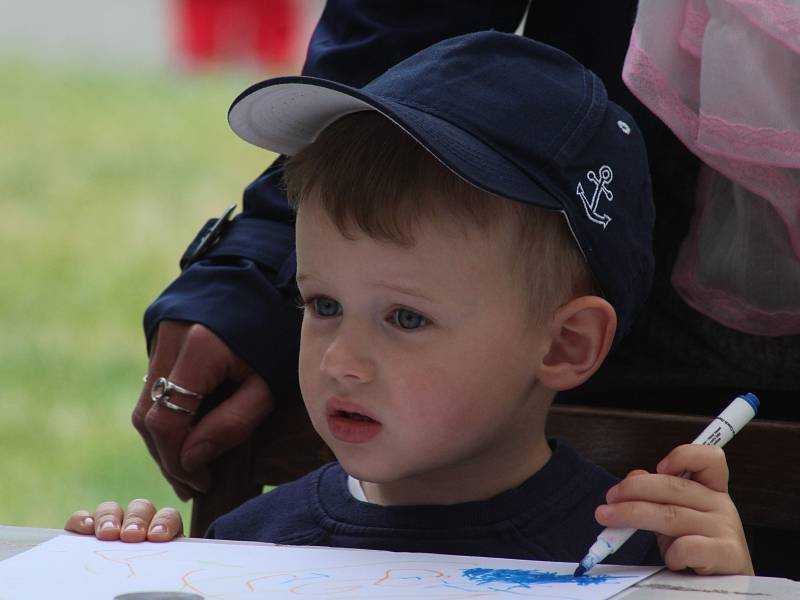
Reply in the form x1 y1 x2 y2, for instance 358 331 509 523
462 567 633 587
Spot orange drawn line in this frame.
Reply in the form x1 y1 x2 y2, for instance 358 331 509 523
181 568 227 599
93 549 168 578
375 568 446 585
246 571 297 591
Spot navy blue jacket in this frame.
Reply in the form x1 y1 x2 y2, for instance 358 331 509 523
207 439 662 566
144 0 800 401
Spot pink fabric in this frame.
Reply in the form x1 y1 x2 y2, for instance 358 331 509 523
672 167 800 335
623 0 800 336
679 0 709 57
727 0 800 53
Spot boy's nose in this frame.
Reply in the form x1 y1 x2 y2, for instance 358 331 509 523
320 329 376 384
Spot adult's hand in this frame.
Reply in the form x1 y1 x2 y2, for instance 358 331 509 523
133 320 274 501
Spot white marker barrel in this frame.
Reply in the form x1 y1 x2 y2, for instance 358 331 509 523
691 392 760 447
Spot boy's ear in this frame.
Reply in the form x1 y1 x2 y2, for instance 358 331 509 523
537 296 617 391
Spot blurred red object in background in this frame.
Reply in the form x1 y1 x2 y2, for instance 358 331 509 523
175 0 297 69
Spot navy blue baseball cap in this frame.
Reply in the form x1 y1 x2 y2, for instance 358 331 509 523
228 31 655 342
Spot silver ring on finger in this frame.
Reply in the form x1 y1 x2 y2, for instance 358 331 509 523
150 377 202 416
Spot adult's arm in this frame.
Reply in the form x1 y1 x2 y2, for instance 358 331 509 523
136 0 529 499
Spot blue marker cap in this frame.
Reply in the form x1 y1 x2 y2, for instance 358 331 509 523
740 392 760 414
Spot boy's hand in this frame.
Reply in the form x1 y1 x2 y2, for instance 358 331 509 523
64 499 183 542
596 444 754 576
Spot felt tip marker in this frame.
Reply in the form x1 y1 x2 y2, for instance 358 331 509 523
574 392 760 576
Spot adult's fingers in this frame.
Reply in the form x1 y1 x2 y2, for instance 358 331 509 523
120 499 157 542
132 321 195 499
132 321 190 451
181 372 274 474
147 507 184 542
147 324 247 495
169 324 251 397
656 444 729 493
143 403 201 500
133 394 194 499
93 501 124 541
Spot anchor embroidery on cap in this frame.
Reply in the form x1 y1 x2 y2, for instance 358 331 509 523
576 165 613 228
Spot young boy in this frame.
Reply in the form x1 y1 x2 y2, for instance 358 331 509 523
66 32 753 575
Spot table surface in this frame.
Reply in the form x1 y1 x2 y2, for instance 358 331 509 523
1 525 798 599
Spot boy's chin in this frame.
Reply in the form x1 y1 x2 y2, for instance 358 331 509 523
334 450 414 487
338 459 395 484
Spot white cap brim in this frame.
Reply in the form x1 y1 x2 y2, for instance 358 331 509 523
228 80 376 155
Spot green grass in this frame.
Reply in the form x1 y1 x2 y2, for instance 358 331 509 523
0 58 273 528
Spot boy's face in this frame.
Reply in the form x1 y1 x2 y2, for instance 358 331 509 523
296 202 554 505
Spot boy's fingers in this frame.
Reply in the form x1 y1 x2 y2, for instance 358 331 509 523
656 533 675 559
625 469 648 478
663 535 754 576
147 507 184 542
596 500 717 538
64 510 95 534
662 534 713 573
120 499 157 542
656 444 729 492
607 472 722 512
94 501 124 540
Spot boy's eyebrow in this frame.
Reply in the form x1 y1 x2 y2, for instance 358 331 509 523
370 280 436 302
296 274 435 302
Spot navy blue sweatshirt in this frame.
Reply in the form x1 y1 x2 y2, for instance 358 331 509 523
207 439 661 566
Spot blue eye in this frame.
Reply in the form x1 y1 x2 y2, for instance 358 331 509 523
313 297 342 317
391 309 428 330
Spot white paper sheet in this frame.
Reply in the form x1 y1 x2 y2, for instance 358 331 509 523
0 534 660 600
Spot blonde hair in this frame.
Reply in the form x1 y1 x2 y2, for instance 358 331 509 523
283 112 597 321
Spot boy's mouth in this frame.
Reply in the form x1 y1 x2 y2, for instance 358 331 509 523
326 398 382 443
326 398 378 420
336 409 376 422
